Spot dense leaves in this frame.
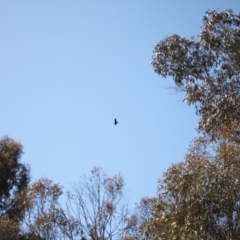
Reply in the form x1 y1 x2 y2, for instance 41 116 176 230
0 218 21 240
151 9 240 141
0 136 30 220
139 138 240 239
148 10 240 238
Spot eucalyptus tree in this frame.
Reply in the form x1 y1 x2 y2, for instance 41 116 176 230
22 178 80 240
137 137 240 239
0 136 30 239
0 135 30 220
67 167 129 240
151 9 240 141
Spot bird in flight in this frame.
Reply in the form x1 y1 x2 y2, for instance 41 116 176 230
114 118 118 125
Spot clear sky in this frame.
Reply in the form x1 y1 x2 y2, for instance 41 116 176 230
1 1 239 208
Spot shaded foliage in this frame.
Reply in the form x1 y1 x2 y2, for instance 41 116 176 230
0 217 22 240
0 136 30 220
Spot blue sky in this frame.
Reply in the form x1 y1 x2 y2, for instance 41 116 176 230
1 1 239 207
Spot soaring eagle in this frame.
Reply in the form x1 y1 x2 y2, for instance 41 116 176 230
114 118 118 125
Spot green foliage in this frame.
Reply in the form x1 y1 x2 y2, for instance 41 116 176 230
0 137 130 240
151 9 240 141
19 168 129 240
0 136 30 220
147 9 240 238
22 178 78 240
142 138 240 239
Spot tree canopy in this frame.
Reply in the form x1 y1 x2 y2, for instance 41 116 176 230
127 8 240 240
151 9 240 141
2 8 240 240
67 167 129 240
0 136 30 220
139 138 240 239
0 136 130 239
